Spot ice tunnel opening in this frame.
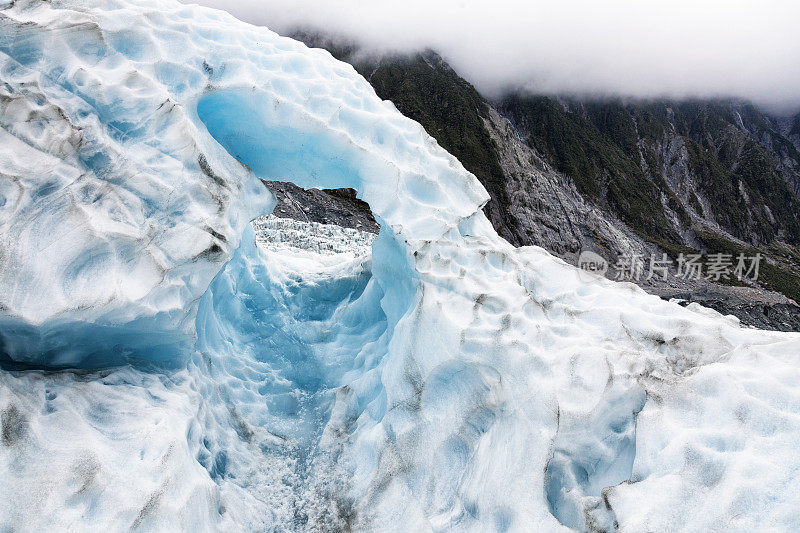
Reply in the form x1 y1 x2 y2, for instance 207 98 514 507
195 87 421 326
193 218 388 449
194 86 420 329
190 88 418 493
194 89 397 386
194 87 397 385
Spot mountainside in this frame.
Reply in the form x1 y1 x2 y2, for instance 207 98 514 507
292 31 800 331
499 95 800 246
263 181 379 233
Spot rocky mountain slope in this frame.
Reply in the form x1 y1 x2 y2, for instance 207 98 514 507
289 31 800 331
263 181 379 233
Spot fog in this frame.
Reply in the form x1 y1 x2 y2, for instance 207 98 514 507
191 0 800 113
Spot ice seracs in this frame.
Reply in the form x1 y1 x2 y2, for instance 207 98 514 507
1 0 800 531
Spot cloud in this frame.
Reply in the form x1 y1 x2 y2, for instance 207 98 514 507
190 0 800 112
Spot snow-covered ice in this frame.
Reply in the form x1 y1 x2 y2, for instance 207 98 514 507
1 0 800 531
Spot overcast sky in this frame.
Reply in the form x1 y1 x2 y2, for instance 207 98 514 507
193 0 800 113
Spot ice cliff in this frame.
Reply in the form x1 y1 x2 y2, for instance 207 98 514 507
1 0 799 531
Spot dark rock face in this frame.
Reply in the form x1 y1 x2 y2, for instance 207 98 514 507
287 30 800 332
498 96 800 247
698 301 800 333
663 290 800 333
263 180 379 233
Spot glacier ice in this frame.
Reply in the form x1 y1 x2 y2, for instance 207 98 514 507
1 0 800 531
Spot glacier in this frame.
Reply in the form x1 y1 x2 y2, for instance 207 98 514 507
1 0 800 531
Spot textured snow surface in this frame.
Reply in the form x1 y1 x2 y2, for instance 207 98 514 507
1 0 800 531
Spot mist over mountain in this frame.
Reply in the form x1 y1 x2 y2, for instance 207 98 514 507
192 0 800 113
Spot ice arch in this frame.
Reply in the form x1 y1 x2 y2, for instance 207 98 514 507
194 87 489 330
195 88 488 244
191 85 493 526
0 0 490 369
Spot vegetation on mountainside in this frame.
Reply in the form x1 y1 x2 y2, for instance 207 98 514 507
683 139 754 239
498 95 676 241
498 94 800 302
791 113 800 138
665 101 800 244
502 95 800 246
732 142 800 242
